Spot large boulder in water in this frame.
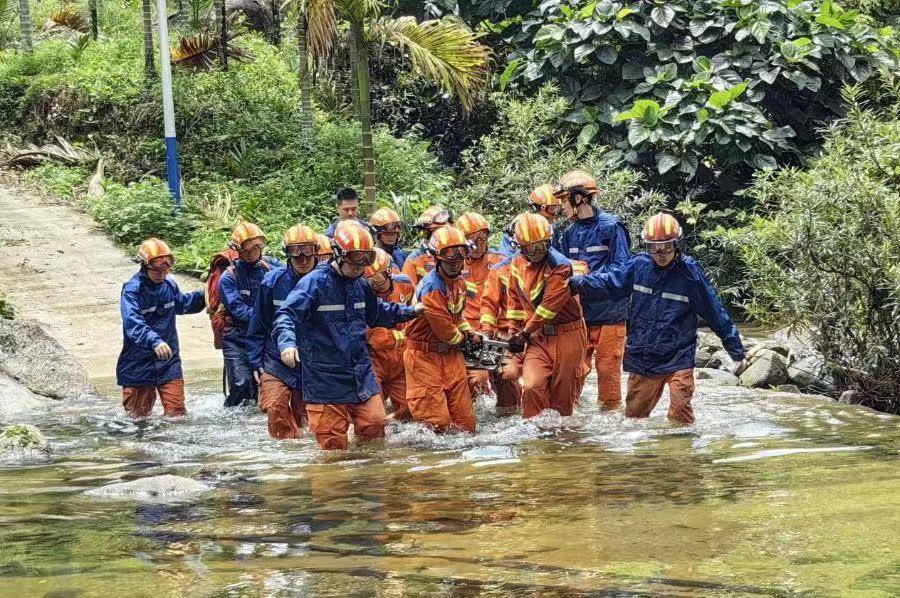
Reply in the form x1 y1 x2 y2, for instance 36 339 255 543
740 348 789 388
788 355 836 394
695 368 741 386
85 474 212 503
0 319 94 399
0 371 49 422
1 424 50 462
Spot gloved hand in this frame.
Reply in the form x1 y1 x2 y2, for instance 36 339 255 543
154 342 172 360
465 330 485 346
280 347 300 368
731 358 750 376
507 331 529 354
253 369 264 384
414 304 426 315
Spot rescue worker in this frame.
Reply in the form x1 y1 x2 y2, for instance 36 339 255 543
401 205 453 286
117 238 206 418
369 207 407 270
555 170 631 411
404 225 478 433
326 187 368 237
480 250 524 416
247 224 319 439
364 247 416 420
569 212 747 424
218 222 282 407
316 234 332 264
507 213 588 418
457 212 505 398
530 182 568 249
273 221 421 450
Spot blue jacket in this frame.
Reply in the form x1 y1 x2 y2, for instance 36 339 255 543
498 233 516 258
273 263 418 404
326 217 370 238
116 272 206 387
218 257 282 345
387 246 407 270
570 253 745 376
247 265 305 388
557 206 631 325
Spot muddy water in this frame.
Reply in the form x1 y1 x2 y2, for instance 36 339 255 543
1 379 898 597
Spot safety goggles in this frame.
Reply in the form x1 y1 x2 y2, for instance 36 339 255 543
240 240 266 253
466 231 489 243
147 256 174 270
376 222 403 234
438 245 468 260
430 211 452 226
521 240 549 254
543 205 562 217
286 243 317 257
344 250 376 267
647 241 676 255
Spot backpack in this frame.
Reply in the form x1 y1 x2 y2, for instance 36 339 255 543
205 249 239 350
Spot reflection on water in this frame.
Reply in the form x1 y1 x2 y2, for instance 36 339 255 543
1 378 898 596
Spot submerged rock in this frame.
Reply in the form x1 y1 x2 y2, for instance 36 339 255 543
695 368 741 386
85 474 212 502
0 319 94 399
0 424 50 462
740 349 789 388
0 371 50 421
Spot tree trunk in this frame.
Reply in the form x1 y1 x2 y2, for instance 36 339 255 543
88 0 99 39
141 0 156 82
18 0 33 53
351 19 375 213
347 25 360 121
297 9 314 150
215 0 227 70
270 0 281 45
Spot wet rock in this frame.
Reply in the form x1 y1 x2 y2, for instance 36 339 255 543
788 356 836 394
839 390 864 405
0 319 94 399
225 0 273 34
775 384 802 394
195 465 252 483
695 344 720 369
85 474 212 502
710 348 736 371
0 371 50 421
746 340 791 360
0 424 50 462
695 368 741 386
772 327 817 360
740 349 789 388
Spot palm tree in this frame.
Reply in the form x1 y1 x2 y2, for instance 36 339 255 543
88 0 98 39
295 0 490 213
141 0 155 82
18 0 33 53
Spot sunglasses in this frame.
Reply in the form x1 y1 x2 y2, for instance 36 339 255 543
147 256 174 270
438 246 468 260
286 244 317 257
344 250 376 267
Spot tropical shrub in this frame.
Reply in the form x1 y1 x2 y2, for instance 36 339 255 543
500 0 898 196
724 81 900 411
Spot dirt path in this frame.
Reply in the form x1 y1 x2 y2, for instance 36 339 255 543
0 182 221 394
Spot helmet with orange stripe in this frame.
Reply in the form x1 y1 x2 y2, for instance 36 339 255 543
529 183 564 220
370 206 404 249
230 221 265 250
282 224 319 274
554 170 601 208
642 212 683 267
513 213 553 264
363 247 395 292
426 224 469 278
315 234 333 263
137 237 174 269
456 211 490 259
414 205 453 241
332 221 377 276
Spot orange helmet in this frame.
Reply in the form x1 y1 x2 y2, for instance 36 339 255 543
427 224 469 260
415 205 453 231
333 221 377 266
529 184 561 208
231 221 265 249
316 234 332 258
555 170 601 203
137 237 173 266
370 207 403 233
282 224 318 257
364 247 393 278
642 212 683 244
513 213 552 246
456 211 490 237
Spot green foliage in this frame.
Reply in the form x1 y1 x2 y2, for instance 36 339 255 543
24 163 90 198
504 0 899 190
724 81 900 410
0 292 14 319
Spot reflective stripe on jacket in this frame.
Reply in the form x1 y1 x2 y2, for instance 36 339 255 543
569 253 745 375
247 265 304 388
405 268 471 346
401 247 435 287
273 263 417 404
116 272 206 387
507 248 583 335
556 206 631 325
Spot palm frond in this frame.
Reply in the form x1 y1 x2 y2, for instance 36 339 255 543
338 0 380 23
370 16 491 110
43 4 90 34
170 31 251 70
307 0 337 56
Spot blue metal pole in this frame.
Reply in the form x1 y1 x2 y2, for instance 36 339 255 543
156 0 182 205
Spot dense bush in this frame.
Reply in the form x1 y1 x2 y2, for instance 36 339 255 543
499 0 898 198
725 81 900 411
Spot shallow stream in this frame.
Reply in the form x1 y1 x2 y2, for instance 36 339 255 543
1 378 898 596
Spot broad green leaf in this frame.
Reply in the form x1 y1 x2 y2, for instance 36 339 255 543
580 2 597 18
597 46 618 64
657 153 679 174
574 43 595 62
750 20 771 44
616 7 635 20
534 24 564 44
578 123 599 148
693 56 713 73
707 90 732 109
628 124 652 146
651 6 675 28
753 154 777 169
614 99 662 123
498 59 520 91
729 81 748 100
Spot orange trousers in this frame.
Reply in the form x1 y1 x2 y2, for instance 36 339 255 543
522 323 587 418
491 351 523 416
371 349 410 421
258 372 305 439
122 378 185 418
625 368 695 424
582 322 626 410
405 347 475 433
305 394 388 450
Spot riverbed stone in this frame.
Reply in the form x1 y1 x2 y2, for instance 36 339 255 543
695 368 741 386
0 424 50 462
788 356 836 393
0 371 49 422
85 475 212 502
740 349 789 388
839 390 864 405
0 319 94 399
